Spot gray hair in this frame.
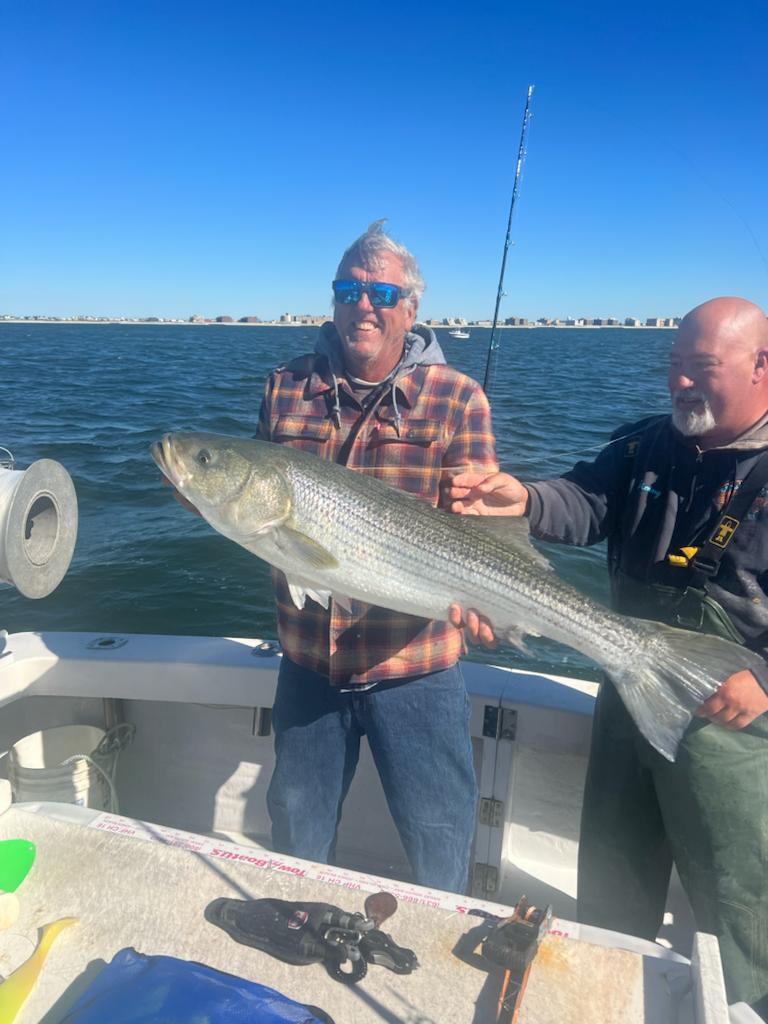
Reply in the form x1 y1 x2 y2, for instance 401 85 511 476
334 220 425 309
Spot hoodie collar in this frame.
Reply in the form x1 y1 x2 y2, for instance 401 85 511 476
710 409 768 451
308 321 445 397
309 321 447 436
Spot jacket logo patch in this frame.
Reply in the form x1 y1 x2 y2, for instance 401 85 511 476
711 516 739 548
637 482 661 498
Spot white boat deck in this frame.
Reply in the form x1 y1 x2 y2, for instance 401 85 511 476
0 630 758 1021
0 803 713 1023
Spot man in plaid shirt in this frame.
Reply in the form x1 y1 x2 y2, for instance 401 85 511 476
260 222 498 893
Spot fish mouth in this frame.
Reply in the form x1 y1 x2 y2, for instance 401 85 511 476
150 434 188 490
673 389 706 408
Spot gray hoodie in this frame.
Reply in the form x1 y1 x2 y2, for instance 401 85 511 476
313 321 447 437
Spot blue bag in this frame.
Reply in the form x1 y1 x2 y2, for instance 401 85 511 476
59 947 333 1023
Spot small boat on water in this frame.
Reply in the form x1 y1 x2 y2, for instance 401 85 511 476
448 328 471 339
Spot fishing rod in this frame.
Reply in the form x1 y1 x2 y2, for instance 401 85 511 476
482 85 534 398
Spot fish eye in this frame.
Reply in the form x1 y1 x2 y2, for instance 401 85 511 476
196 449 212 466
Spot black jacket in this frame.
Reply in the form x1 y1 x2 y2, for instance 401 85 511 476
526 413 768 655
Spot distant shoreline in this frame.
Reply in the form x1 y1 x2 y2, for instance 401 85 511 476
0 319 676 329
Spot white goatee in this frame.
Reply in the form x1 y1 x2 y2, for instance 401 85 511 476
671 391 717 437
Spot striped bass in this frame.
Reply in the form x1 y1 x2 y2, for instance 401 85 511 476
151 431 767 762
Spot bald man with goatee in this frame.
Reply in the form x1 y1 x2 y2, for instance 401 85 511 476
448 297 768 1017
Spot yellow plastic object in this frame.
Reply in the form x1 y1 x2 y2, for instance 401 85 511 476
0 917 77 1022
667 545 699 566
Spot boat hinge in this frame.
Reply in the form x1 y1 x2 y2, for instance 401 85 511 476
478 797 504 828
483 705 517 741
471 863 499 897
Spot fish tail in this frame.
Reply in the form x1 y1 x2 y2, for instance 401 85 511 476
606 621 766 762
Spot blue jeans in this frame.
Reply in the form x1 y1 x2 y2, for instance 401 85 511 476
266 656 478 894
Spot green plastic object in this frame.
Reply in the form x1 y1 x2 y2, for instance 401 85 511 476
0 839 36 893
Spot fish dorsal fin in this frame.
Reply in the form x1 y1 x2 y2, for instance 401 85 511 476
462 515 553 571
275 526 339 571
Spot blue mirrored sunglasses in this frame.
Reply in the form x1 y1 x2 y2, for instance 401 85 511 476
332 279 411 309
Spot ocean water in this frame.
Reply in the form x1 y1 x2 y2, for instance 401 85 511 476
0 323 673 676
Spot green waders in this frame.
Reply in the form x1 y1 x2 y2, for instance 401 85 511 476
578 578 768 1015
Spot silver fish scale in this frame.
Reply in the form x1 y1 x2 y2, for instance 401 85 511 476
282 456 643 666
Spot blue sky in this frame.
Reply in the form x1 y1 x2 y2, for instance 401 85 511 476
1 0 766 321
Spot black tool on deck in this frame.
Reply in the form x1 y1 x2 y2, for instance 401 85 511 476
205 891 418 985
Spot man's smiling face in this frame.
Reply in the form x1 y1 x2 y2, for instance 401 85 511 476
333 250 417 381
668 298 768 447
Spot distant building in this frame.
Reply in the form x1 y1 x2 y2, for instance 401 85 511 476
643 317 678 327
239 316 261 324
216 316 234 323
504 317 529 326
625 317 642 327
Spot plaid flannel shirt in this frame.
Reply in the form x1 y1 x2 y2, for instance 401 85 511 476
257 327 498 686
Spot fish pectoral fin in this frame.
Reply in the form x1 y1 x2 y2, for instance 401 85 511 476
232 516 291 555
504 626 532 655
275 527 339 571
286 579 333 610
463 516 553 570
